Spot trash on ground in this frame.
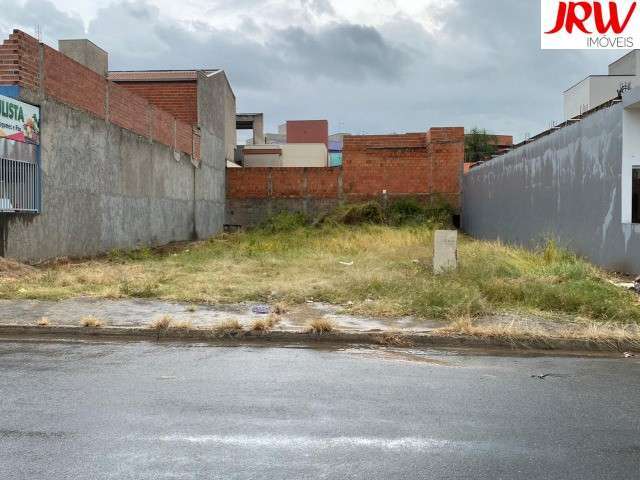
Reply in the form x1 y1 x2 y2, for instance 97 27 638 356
339 261 354 266
624 352 635 358
251 305 270 315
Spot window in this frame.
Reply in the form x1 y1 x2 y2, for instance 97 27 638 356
633 167 640 223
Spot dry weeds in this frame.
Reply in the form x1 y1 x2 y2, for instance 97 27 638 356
171 320 193 330
36 317 50 327
149 315 173 331
306 318 336 334
374 331 413 347
439 315 640 347
272 302 288 315
212 319 244 336
80 316 105 328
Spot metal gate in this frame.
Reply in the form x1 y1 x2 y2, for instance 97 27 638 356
0 139 40 213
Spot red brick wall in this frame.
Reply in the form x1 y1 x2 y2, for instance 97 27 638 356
342 133 429 199
226 128 464 207
286 120 329 146
108 82 149 136
44 45 107 119
306 168 340 198
227 168 270 198
226 167 340 200
0 30 39 90
0 30 197 156
152 105 175 147
175 121 193 154
427 127 464 205
193 128 201 161
113 81 198 125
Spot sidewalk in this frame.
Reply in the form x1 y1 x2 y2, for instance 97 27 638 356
0 297 639 354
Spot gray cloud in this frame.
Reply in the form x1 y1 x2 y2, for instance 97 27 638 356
0 0 627 140
0 0 84 42
300 0 334 16
270 23 411 82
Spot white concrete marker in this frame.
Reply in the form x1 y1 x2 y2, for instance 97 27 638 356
433 230 457 274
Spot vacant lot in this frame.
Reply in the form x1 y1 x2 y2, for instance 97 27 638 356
1 219 639 325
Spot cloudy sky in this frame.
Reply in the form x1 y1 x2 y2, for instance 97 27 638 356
0 0 624 141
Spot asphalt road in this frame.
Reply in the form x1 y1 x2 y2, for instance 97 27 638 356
0 340 638 480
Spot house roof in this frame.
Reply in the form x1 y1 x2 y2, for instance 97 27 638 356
108 69 220 82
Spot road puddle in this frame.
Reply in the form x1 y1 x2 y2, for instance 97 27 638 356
345 348 455 366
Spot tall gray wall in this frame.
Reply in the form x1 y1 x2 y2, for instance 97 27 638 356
462 103 640 274
4 96 203 262
194 71 233 238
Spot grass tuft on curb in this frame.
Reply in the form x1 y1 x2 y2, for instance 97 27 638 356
212 319 244 336
81 316 105 328
251 315 280 333
306 318 336 334
149 315 173 331
374 331 413 347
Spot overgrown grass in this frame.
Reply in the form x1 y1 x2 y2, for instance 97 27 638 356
1 214 639 324
80 316 105 328
306 318 336 334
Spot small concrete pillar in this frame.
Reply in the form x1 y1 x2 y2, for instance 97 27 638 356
58 39 108 77
433 230 458 274
253 113 265 145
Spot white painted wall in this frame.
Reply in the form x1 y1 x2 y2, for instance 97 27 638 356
564 75 637 120
608 50 639 76
243 151 282 167
242 143 328 168
564 77 590 120
281 144 327 167
621 103 640 223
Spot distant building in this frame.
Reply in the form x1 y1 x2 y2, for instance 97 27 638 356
241 119 340 168
563 50 640 120
243 143 328 167
286 120 328 146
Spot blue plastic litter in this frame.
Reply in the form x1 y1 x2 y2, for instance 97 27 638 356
251 305 270 314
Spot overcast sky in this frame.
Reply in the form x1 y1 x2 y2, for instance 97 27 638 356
0 0 625 140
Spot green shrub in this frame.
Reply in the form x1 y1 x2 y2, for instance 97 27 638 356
387 198 425 225
387 197 455 227
324 202 385 225
108 247 155 262
260 211 309 233
119 279 160 298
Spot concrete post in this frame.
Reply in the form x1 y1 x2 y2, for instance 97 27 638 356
433 230 458 274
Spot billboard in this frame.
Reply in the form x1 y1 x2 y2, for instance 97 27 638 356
0 94 40 145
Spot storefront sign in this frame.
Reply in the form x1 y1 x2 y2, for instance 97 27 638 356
0 94 40 145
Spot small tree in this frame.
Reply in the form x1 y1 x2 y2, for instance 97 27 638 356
465 127 497 163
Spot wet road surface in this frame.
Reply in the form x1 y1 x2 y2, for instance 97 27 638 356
0 340 639 479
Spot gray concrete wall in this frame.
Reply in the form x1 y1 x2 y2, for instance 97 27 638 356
462 102 640 274
58 39 108 77
226 198 340 228
4 96 200 262
195 71 233 238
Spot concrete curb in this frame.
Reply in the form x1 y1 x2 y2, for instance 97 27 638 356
0 324 638 354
